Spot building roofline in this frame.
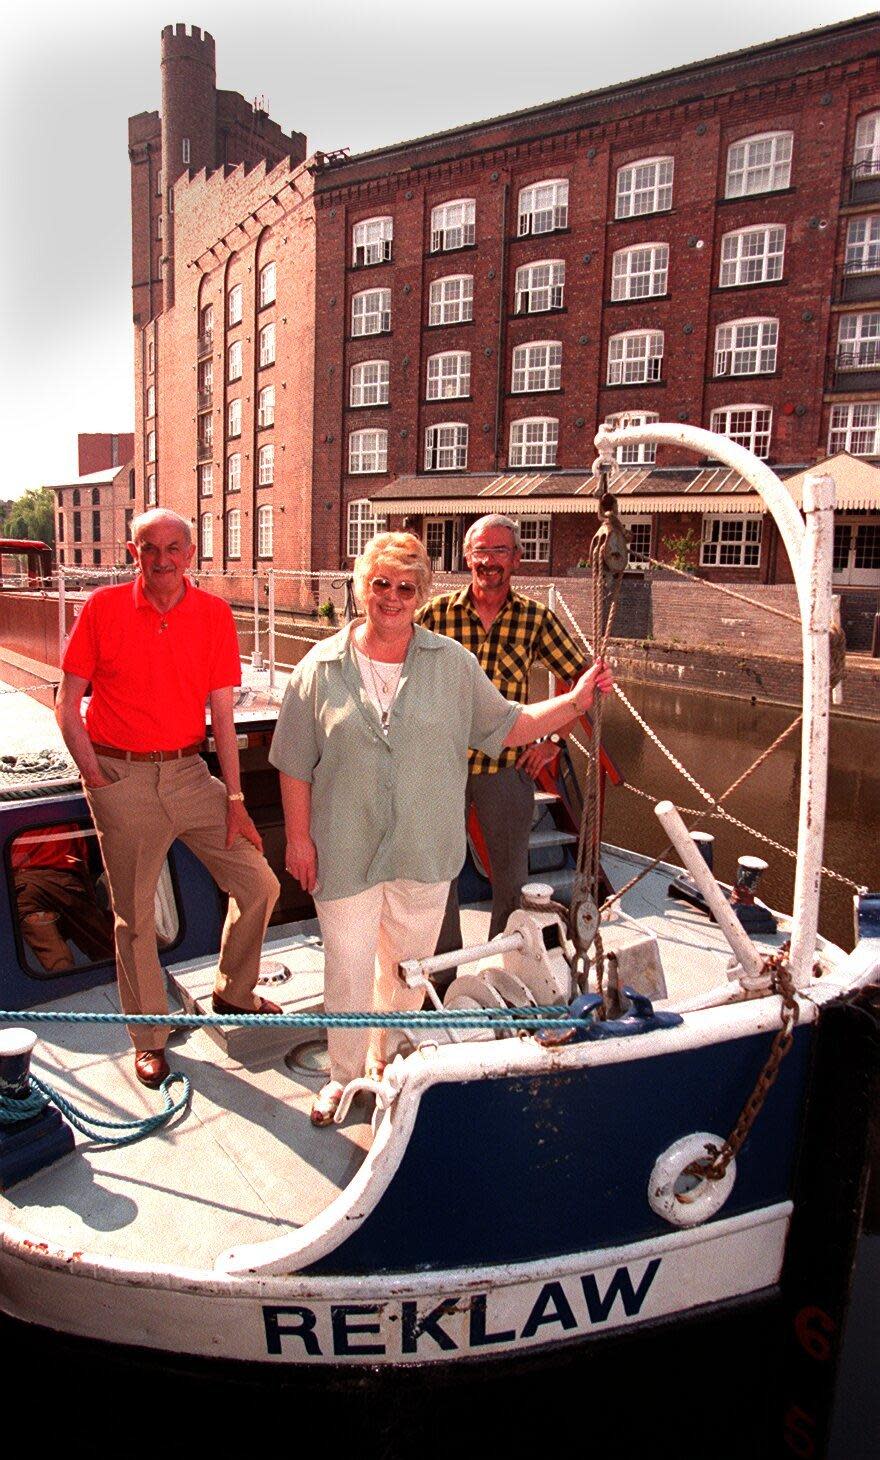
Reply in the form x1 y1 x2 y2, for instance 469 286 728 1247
318 13 879 178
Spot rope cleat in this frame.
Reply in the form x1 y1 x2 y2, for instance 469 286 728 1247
577 988 683 1043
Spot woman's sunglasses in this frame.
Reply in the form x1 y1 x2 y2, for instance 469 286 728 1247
369 576 418 601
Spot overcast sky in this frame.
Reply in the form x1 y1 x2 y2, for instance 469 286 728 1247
0 0 870 499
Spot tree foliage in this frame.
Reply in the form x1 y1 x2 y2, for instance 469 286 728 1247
0 488 56 546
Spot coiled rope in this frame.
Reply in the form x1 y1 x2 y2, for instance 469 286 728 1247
0 1071 191 1147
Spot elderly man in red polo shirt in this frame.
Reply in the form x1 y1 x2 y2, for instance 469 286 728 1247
56 508 280 1088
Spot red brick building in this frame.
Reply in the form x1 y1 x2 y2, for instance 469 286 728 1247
50 433 135 569
132 17 880 603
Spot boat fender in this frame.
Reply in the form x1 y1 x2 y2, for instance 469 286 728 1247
648 1131 737 1228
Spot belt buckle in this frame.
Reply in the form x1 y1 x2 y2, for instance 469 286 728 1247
149 749 163 763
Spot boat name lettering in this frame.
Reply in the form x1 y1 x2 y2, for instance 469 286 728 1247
262 1259 662 1357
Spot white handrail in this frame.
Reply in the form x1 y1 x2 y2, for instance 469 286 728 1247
598 423 835 989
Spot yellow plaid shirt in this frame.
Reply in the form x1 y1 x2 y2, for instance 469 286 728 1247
417 586 587 773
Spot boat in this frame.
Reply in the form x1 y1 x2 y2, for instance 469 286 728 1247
0 420 876 1379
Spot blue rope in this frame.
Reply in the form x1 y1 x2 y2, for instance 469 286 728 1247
0 1072 191 1148
0 1007 588 1031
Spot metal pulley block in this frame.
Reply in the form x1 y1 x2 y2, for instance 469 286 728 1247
569 875 599 953
592 491 629 577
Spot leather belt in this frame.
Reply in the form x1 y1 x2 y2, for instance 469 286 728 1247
91 742 203 763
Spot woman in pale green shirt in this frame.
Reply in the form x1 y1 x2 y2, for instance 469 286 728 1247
270 532 612 1126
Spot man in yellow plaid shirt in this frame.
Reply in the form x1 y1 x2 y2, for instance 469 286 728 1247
417 513 588 955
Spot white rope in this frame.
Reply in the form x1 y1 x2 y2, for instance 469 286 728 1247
558 592 862 894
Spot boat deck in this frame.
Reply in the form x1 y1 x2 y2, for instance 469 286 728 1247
0 850 797 1271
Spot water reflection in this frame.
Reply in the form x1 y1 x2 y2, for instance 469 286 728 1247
588 681 880 952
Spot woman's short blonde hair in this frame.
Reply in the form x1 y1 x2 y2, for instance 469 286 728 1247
353 532 433 609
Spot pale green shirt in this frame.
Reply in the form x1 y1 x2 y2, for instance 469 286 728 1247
269 622 521 902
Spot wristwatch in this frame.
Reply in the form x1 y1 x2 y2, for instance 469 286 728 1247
227 791 246 803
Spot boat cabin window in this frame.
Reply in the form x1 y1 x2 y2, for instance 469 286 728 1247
7 822 180 979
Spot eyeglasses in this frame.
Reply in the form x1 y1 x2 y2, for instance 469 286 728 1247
468 545 513 559
369 576 418 601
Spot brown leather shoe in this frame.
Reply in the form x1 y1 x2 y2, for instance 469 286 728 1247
211 992 283 1017
134 1048 170 1088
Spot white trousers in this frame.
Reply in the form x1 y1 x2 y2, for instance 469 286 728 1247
315 878 450 1086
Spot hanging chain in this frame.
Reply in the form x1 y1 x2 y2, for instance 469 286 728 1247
684 949 800 1183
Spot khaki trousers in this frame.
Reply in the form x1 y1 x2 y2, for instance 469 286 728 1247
315 879 450 1086
85 754 280 1050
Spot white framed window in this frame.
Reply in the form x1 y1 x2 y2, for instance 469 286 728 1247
615 157 674 218
147 339 155 373
518 517 551 562
509 417 559 467
845 217 880 275
258 443 275 485
257 504 273 559
424 423 468 471
625 517 653 566
725 132 793 197
352 288 391 336
156 171 162 197
156 216 163 239
352 216 393 266
259 261 276 307
349 429 388 474
701 516 762 568
226 509 241 560
259 323 276 366
517 180 569 237
428 275 474 326
258 385 275 427
200 303 214 339
709 405 773 459
199 465 213 498
350 360 390 407
227 398 241 438
714 318 779 376
853 111 880 175
426 351 471 399
146 430 156 463
228 283 243 326
511 341 562 393
182 137 191 165
347 499 389 557
611 243 668 301
228 340 242 382
199 413 213 448
514 260 565 313
146 385 155 418
828 402 880 456
430 198 475 252
837 313 880 370
200 511 212 558
605 410 659 465
199 360 212 394
227 453 241 492
607 330 664 385
146 475 156 506
719 226 785 288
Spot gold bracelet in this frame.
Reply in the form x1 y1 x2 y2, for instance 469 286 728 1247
227 791 245 803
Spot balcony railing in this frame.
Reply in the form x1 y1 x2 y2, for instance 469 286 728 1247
197 389 213 411
840 263 880 303
197 441 213 463
197 333 214 359
847 158 880 205
836 343 880 370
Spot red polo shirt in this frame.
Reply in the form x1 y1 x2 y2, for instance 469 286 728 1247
62 577 241 751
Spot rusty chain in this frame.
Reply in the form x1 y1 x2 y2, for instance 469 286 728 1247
685 946 800 1184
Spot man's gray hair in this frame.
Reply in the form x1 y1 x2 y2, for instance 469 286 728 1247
130 508 192 546
463 514 522 553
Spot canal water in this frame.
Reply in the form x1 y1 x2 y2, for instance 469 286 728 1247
596 678 880 951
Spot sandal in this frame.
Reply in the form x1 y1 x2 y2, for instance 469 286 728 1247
310 1081 344 1127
